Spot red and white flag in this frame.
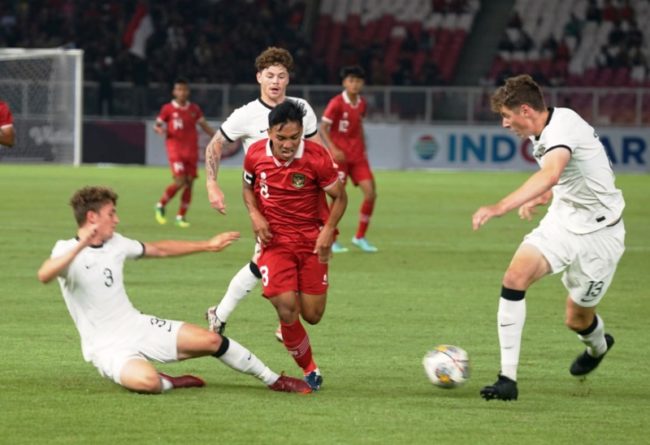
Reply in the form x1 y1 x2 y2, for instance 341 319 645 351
123 4 153 59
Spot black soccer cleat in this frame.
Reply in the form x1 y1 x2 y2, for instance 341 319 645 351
570 333 614 377
480 374 518 401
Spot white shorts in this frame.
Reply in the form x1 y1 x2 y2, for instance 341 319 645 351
90 314 183 385
522 215 625 307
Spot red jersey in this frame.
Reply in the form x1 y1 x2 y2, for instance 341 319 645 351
0 101 14 128
322 91 367 162
244 139 339 247
156 100 203 155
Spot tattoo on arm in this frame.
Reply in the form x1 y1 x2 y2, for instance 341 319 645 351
206 131 226 182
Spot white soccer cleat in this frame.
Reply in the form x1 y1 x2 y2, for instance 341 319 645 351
205 306 226 334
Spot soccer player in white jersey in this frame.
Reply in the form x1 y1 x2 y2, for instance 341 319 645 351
472 75 625 401
37 186 311 394
204 47 324 338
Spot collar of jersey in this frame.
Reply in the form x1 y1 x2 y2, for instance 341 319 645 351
75 236 104 248
535 107 555 140
342 90 361 108
171 100 190 109
266 139 305 166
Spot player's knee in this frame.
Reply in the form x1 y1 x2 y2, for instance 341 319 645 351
365 189 377 201
302 307 325 325
206 331 222 351
565 313 592 332
502 268 530 290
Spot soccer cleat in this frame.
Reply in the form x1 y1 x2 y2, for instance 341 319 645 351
205 306 226 334
480 374 518 401
155 205 167 225
268 374 312 394
175 216 190 228
159 372 205 389
331 241 349 253
274 325 283 342
351 237 378 252
570 333 615 376
304 370 323 391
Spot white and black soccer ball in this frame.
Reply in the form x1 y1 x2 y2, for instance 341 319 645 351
422 345 470 388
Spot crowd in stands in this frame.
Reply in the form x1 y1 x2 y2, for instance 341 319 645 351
0 0 479 87
0 0 313 85
491 0 650 87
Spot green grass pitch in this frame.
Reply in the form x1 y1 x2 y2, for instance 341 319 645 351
1 164 648 444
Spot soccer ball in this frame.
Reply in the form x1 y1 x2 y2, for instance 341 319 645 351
422 345 470 388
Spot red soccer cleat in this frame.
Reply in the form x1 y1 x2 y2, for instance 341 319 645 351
268 374 312 394
159 372 205 389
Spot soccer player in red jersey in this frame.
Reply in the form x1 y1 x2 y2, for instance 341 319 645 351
243 100 348 390
321 66 378 253
0 100 15 147
154 78 215 228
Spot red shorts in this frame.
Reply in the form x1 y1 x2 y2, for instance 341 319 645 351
167 154 198 178
338 157 373 186
257 244 329 298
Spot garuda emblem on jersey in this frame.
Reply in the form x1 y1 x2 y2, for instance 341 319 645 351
291 173 305 188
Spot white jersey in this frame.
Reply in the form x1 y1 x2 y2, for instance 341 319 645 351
220 96 318 153
51 233 145 361
531 107 625 234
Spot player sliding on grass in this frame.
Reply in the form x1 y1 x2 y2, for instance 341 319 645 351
204 47 324 341
242 101 347 390
37 186 311 395
472 75 625 401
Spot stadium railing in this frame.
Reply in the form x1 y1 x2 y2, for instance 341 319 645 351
84 81 650 127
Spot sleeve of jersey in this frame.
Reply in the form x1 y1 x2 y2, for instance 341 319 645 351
195 104 204 120
0 105 13 127
544 119 575 154
156 105 168 123
316 148 340 190
115 233 146 259
302 102 319 138
242 150 256 186
219 108 245 143
321 98 338 124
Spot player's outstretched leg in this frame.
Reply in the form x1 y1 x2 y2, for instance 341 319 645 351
268 374 312 394
480 374 518 401
206 262 261 334
570 333 614 376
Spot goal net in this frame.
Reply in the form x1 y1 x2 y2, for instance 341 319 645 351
0 49 83 165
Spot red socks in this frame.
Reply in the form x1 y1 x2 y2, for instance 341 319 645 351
355 199 375 239
159 183 181 206
281 320 317 374
178 185 193 217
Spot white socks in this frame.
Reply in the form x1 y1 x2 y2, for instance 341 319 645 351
498 296 526 381
215 263 260 322
578 314 607 357
159 376 174 392
216 337 279 386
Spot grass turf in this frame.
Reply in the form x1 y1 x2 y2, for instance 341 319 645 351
0 164 648 444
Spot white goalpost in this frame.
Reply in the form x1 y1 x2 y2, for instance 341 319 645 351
0 48 83 165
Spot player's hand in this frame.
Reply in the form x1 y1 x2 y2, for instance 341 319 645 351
77 223 99 246
153 125 165 136
251 213 272 245
207 231 240 251
207 182 227 215
314 226 335 263
330 146 346 163
518 202 538 221
472 205 502 231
